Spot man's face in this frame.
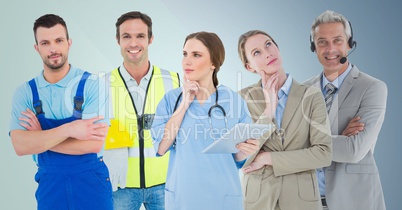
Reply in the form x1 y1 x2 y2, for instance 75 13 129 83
313 22 350 73
34 24 71 71
117 19 153 66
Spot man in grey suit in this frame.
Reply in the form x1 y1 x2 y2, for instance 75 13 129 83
305 10 387 210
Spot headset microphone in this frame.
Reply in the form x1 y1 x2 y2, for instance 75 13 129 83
340 56 347 64
340 41 357 64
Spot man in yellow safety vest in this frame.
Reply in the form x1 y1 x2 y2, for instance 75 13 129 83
103 11 180 210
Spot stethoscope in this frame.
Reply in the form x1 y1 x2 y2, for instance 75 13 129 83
173 87 228 143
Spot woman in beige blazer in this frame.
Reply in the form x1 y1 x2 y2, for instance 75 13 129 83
237 30 332 210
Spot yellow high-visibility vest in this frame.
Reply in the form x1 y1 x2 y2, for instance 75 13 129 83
105 65 180 188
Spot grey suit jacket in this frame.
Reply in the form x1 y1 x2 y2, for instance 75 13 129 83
239 79 332 210
304 65 387 210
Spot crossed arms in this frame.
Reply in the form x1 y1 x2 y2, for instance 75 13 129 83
10 108 108 156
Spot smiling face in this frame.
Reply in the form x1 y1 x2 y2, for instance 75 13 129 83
244 33 282 76
182 38 215 83
313 22 350 74
117 18 153 66
34 24 71 71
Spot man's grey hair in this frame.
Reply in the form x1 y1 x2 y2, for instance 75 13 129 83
311 10 352 41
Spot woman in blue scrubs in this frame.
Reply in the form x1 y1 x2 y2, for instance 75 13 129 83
151 32 260 210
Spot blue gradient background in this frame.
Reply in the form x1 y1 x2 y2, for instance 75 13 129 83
1 1 401 209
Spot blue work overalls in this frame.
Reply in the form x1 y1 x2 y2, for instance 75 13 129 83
28 72 113 210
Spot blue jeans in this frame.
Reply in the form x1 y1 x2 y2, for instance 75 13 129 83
113 184 165 210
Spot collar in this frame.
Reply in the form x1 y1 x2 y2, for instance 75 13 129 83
322 63 352 90
120 61 153 83
278 74 292 98
37 64 79 88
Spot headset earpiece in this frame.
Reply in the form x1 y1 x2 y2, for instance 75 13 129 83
347 21 356 48
310 34 315 52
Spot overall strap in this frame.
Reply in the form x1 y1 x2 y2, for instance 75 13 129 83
73 71 91 118
28 79 44 115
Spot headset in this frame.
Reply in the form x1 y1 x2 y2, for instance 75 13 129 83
310 21 356 52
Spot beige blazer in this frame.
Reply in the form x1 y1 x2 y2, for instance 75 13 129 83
239 79 332 210
304 65 386 210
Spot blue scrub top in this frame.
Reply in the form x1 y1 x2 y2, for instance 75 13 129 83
152 85 251 210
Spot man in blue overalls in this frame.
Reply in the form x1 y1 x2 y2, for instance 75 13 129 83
9 14 113 210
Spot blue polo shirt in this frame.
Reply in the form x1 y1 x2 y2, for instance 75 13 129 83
9 65 109 158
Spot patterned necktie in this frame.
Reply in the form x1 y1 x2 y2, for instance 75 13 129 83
324 83 338 113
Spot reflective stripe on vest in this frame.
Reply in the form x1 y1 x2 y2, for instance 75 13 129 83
128 147 157 158
108 65 179 188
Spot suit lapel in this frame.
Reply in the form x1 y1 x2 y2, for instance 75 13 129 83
248 79 305 148
247 80 266 116
329 66 359 125
281 80 305 131
309 73 322 89
243 80 278 167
